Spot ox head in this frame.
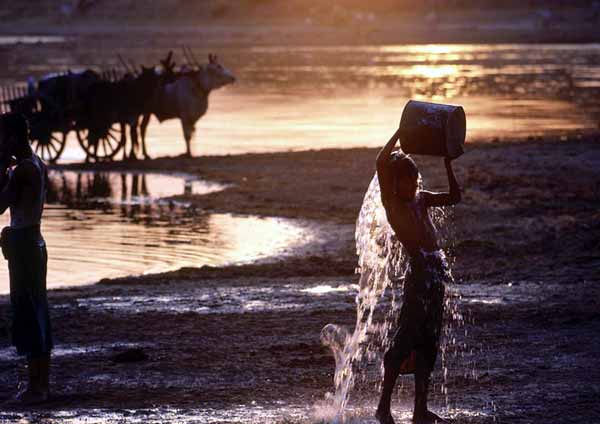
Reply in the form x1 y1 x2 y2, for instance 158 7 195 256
138 65 158 83
196 53 236 92
136 65 161 92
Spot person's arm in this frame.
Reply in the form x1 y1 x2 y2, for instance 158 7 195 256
0 160 32 214
376 128 402 207
0 167 17 214
421 158 462 207
0 165 8 191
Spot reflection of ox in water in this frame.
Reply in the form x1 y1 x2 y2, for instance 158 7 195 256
47 172 152 205
138 54 236 158
47 172 151 218
46 171 209 225
46 171 113 206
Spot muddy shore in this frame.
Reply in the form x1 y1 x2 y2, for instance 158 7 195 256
0 135 599 423
57 133 600 285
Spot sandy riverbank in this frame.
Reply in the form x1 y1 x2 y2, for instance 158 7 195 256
0 135 599 422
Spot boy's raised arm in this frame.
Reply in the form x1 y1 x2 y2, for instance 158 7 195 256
422 158 462 207
377 128 402 206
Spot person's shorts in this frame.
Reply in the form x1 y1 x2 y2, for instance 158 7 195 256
3 226 53 358
387 250 450 374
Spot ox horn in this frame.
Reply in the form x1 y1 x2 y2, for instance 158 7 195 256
185 45 201 68
181 46 194 68
128 59 140 76
117 54 136 75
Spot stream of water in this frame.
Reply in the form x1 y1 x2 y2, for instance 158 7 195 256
319 174 464 423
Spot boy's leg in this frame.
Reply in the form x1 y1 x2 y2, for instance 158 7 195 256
10 240 52 404
376 351 401 424
39 354 50 393
14 355 49 404
414 360 448 423
413 360 431 422
377 274 422 424
413 295 447 423
376 337 413 424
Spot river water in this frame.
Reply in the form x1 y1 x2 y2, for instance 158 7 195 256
0 171 318 294
2 42 600 161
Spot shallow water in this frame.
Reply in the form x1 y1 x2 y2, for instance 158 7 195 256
2 43 600 161
0 403 495 424
73 280 358 315
0 341 144 362
0 35 68 45
21 277 535 318
0 171 318 294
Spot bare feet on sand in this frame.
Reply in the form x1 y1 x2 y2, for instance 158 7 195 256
375 408 396 424
15 388 49 405
3 383 49 407
413 410 449 424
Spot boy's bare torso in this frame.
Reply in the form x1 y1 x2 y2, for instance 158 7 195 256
384 192 440 257
9 156 47 229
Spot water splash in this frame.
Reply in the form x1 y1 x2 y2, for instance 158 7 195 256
319 173 457 422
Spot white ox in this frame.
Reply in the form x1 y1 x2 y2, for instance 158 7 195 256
139 54 235 158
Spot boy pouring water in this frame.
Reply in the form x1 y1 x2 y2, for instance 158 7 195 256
375 127 461 424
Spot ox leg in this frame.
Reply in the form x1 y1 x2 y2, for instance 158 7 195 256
181 119 194 157
129 118 139 160
140 114 152 160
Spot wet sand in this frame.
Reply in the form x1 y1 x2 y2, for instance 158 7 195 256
1 135 599 422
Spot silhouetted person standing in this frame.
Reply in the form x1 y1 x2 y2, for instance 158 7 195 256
0 113 51 404
375 128 461 424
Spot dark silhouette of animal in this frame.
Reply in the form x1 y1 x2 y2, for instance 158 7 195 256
138 53 236 158
119 66 165 159
124 52 178 159
78 66 164 160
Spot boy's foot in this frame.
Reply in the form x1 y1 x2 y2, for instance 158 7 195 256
2 388 48 407
375 408 396 424
14 384 49 405
413 410 449 424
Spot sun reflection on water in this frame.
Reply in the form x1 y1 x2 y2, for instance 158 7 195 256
401 64 460 79
3 43 598 161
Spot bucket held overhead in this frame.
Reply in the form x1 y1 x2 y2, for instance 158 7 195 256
398 100 466 159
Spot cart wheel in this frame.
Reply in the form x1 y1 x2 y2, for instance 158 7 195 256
76 123 125 161
31 132 67 164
